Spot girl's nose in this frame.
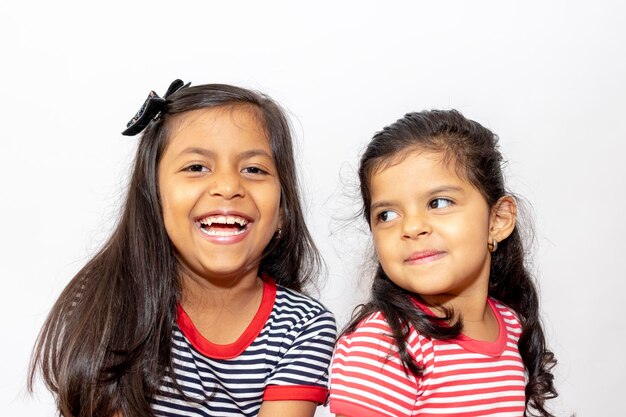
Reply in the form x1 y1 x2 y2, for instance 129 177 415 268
402 214 431 239
207 170 244 199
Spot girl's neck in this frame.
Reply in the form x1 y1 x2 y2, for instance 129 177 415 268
178 268 266 345
420 288 499 342
180 267 262 312
422 293 487 321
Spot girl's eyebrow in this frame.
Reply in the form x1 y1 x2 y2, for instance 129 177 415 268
179 147 215 158
426 185 465 196
179 147 272 160
370 200 394 212
370 186 465 211
238 149 273 160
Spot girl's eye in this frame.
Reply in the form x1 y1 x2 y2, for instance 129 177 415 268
185 164 209 172
429 198 453 209
377 210 399 222
242 166 268 175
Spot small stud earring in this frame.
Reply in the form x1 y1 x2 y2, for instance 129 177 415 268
488 238 498 253
276 228 282 238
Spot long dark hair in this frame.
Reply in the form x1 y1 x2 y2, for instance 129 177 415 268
345 109 557 417
28 83 321 417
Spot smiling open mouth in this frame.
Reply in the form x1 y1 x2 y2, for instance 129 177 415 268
197 215 250 237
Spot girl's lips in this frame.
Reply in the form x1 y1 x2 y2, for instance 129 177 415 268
193 210 253 223
194 210 254 245
404 250 446 265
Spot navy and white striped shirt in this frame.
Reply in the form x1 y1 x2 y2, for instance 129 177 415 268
152 277 337 416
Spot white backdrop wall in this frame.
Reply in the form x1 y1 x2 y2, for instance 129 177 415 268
2 1 625 416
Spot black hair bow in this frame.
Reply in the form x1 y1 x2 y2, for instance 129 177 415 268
122 79 190 136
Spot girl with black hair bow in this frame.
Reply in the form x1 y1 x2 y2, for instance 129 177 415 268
30 80 336 417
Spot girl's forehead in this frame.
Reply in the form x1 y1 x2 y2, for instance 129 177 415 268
372 148 458 179
169 105 267 136
163 106 271 152
368 148 478 195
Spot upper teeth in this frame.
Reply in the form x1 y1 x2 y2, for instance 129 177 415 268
199 215 248 226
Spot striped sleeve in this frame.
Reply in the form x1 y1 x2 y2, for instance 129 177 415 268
264 290 337 404
330 312 420 417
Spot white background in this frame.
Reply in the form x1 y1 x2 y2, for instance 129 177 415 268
2 1 625 416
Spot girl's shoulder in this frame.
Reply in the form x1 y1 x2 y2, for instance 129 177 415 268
344 310 390 335
274 285 332 316
489 298 523 340
275 284 332 315
337 310 425 353
333 311 427 382
272 283 336 332
489 298 522 325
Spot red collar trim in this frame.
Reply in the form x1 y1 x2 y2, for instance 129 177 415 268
176 275 277 359
412 297 507 357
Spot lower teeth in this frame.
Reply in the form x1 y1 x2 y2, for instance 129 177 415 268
201 228 244 237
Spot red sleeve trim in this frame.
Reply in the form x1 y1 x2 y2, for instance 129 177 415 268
263 385 328 404
330 399 392 417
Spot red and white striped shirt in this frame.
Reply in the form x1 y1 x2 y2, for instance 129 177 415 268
330 299 526 417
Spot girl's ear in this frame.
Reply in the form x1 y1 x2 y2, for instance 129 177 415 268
489 195 517 243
